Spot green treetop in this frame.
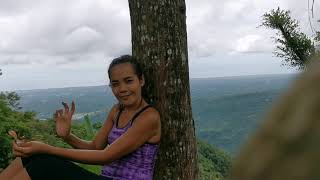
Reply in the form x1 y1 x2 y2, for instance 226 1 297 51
261 7 318 69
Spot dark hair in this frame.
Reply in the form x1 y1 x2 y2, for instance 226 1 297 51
108 55 143 80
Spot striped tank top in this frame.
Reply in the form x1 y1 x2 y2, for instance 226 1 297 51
101 105 159 180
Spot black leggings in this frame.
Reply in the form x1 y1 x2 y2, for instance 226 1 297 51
21 154 111 180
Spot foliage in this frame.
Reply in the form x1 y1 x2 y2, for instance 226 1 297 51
0 92 22 110
198 140 232 180
84 115 95 139
75 119 102 174
0 94 34 170
261 7 317 69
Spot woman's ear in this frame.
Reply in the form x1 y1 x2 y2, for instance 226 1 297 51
140 75 145 87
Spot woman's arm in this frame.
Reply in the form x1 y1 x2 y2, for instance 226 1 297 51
63 105 118 150
14 108 160 165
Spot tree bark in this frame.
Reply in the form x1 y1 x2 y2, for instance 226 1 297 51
128 0 198 179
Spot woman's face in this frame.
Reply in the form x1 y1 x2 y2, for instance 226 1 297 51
109 63 144 107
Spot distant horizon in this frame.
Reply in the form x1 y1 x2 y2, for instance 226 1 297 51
6 72 299 92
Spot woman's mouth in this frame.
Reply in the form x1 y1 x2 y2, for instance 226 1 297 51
120 94 131 100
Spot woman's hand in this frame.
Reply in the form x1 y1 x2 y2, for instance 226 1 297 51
12 141 50 157
54 101 75 139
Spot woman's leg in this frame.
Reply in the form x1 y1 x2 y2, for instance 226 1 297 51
11 168 31 180
0 158 24 180
21 154 109 180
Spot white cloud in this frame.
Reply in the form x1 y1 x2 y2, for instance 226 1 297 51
233 34 274 54
0 0 131 66
234 35 261 53
62 26 102 53
0 0 309 90
1 0 317 65
186 0 319 58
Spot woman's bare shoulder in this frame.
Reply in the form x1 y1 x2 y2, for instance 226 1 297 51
107 104 121 123
139 106 160 124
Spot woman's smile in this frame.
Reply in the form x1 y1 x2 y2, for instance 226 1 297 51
120 94 131 100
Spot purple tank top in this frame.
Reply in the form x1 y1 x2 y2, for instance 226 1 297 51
101 105 159 180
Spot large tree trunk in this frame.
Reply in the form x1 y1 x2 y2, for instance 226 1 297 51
128 0 198 179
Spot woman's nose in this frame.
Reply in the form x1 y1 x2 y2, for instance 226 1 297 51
118 83 128 93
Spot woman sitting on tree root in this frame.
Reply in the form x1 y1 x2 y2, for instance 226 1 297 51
0 55 161 180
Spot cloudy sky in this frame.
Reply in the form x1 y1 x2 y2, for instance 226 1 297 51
1 0 319 91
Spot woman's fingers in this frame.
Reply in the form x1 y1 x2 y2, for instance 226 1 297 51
12 142 29 157
8 130 18 141
62 102 69 114
53 111 58 119
54 101 75 125
13 150 27 158
8 131 26 145
12 141 31 155
71 101 75 115
57 109 63 117
17 141 32 147
54 109 62 119
54 101 75 117
12 141 23 153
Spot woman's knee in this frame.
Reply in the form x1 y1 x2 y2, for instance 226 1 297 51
27 154 64 167
23 154 68 179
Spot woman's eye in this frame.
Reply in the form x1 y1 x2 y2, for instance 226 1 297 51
126 80 133 83
111 83 119 87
